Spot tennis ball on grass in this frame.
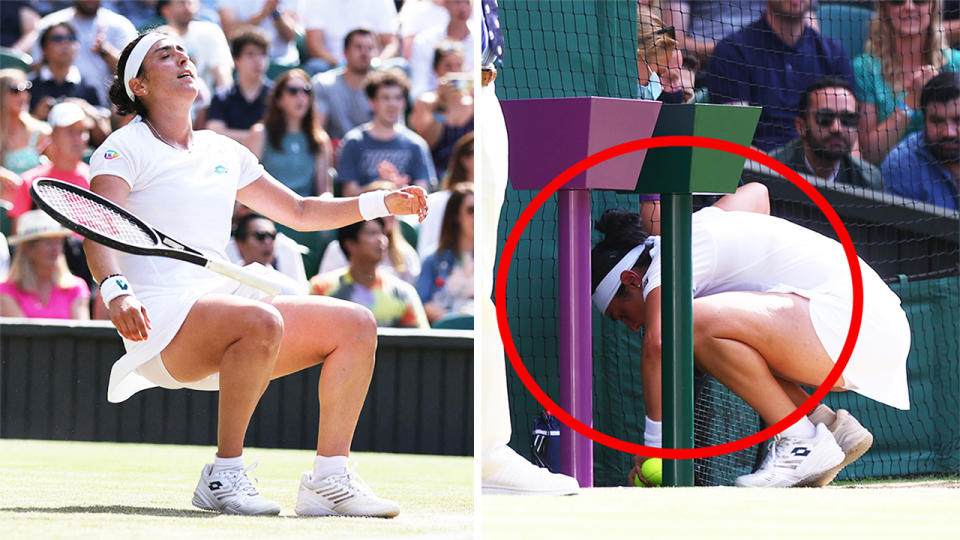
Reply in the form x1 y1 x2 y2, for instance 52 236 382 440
633 457 662 487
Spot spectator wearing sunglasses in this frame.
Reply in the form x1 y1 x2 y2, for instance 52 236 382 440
853 0 959 165
29 22 111 147
881 71 959 210
246 68 333 198
771 77 883 190
416 182 474 325
29 23 103 113
228 211 308 294
0 69 51 178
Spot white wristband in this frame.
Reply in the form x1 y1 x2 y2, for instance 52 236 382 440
358 190 390 220
100 274 134 307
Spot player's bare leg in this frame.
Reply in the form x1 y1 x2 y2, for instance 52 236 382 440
691 291 845 487
264 295 398 517
161 294 285 515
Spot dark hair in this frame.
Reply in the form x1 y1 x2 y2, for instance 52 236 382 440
108 33 161 118
442 132 473 190
338 217 385 261
920 70 960 114
262 69 328 156
796 76 856 118
590 209 650 295
432 40 464 72
39 22 77 50
364 69 410 100
438 183 474 253
230 26 269 59
344 28 375 51
234 212 270 241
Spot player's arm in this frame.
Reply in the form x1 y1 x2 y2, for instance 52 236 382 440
85 175 150 341
641 286 663 422
237 172 427 231
711 182 770 215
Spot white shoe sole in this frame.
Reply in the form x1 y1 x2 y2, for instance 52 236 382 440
481 485 579 496
192 490 281 515
804 431 874 487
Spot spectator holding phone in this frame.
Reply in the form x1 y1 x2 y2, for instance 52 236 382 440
410 40 473 176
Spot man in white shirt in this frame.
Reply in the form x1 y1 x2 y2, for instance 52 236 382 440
302 0 399 75
159 0 234 93
217 0 302 67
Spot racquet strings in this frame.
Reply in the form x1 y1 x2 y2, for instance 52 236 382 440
34 182 157 248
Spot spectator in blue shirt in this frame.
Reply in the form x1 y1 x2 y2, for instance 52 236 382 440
336 70 436 197
205 26 272 143
881 71 959 210
704 0 856 151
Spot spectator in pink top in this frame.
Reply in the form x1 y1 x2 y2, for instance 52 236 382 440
0 210 89 319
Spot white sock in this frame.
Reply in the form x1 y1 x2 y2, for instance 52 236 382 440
313 454 348 479
781 416 817 439
644 416 662 448
808 404 836 427
212 454 244 473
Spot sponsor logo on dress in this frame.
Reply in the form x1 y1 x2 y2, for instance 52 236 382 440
103 149 121 160
214 165 228 174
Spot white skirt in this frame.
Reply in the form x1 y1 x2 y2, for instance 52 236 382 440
770 282 911 410
106 266 273 403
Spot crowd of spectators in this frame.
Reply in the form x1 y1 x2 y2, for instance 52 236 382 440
644 0 959 212
0 0 475 328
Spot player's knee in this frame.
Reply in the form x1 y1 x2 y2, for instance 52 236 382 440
243 304 285 351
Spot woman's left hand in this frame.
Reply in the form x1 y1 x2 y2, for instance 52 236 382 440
385 186 428 222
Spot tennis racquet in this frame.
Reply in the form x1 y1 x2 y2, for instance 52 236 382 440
30 178 283 295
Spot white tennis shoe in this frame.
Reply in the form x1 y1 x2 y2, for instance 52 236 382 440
734 423 844 487
191 462 281 515
807 409 874 487
481 445 580 495
294 468 400 517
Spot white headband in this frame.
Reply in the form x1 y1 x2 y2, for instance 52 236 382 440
592 239 653 313
123 33 166 101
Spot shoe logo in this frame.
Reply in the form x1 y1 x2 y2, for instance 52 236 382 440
791 447 811 457
209 481 223 490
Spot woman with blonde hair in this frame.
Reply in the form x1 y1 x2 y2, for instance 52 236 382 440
637 4 679 101
854 0 960 163
0 210 89 319
1 69 51 176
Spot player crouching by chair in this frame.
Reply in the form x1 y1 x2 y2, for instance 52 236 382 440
594 183 906 488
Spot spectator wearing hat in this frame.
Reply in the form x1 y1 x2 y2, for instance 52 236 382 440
0 209 90 319
8 101 92 223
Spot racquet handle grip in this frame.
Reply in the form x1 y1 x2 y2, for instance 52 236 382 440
205 259 284 296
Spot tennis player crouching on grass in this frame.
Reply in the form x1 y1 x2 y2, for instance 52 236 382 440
84 32 427 516
591 184 911 488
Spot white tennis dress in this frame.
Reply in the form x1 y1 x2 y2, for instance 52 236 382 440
642 206 911 410
90 116 266 402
